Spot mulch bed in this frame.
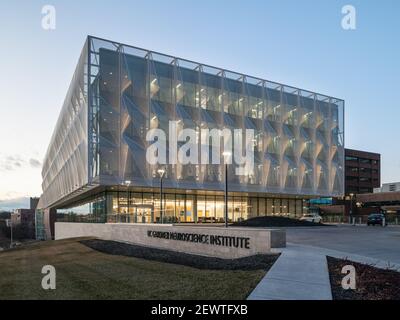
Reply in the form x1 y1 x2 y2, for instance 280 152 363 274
231 216 331 227
327 256 400 300
80 239 279 271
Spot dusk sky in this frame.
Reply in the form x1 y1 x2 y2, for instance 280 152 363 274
0 0 399 210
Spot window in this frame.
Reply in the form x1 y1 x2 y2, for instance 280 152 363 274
345 156 358 162
346 166 358 173
347 187 358 194
359 158 371 164
266 198 274 215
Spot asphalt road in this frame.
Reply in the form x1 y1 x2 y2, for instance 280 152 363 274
286 224 400 264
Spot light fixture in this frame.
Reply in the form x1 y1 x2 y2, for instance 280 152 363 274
157 168 166 177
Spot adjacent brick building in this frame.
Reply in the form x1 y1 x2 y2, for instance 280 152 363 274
344 148 381 196
315 149 381 219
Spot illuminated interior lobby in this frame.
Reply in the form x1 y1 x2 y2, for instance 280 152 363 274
56 190 311 223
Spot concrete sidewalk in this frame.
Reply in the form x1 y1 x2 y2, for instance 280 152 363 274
248 242 400 300
247 245 332 300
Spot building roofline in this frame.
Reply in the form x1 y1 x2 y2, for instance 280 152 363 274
87 35 345 102
345 148 381 157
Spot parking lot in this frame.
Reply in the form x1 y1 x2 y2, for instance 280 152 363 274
286 224 400 264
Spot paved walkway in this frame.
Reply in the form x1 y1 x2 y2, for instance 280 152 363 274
248 244 332 300
248 242 400 300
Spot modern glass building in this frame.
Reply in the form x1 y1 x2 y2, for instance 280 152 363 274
38 36 345 224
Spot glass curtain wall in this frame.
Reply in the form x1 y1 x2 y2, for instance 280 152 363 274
85 36 344 201
41 36 344 213
57 191 306 223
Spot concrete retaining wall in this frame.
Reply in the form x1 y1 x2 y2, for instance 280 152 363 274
55 222 285 259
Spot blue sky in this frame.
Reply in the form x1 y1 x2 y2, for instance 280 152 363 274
0 0 399 210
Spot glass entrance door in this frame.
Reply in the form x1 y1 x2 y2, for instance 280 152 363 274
135 206 153 223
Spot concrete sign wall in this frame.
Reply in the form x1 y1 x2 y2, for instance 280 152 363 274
55 223 285 259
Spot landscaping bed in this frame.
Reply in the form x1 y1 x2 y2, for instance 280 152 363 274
327 256 400 300
231 216 331 227
81 239 279 270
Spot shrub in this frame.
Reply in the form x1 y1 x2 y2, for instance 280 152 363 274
0 222 34 240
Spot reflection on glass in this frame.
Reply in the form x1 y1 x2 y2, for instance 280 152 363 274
57 191 309 224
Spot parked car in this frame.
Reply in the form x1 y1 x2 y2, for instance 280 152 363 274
300 214 323 223
367 213 387 226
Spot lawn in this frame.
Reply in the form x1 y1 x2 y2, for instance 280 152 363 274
0 238 269 300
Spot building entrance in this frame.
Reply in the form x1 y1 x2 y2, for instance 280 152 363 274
134 206 153 223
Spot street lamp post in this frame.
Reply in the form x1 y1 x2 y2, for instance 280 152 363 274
222 152 231 228
157 169 165 224
224 162 228 228
6 219 13 248
349 193 354 225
